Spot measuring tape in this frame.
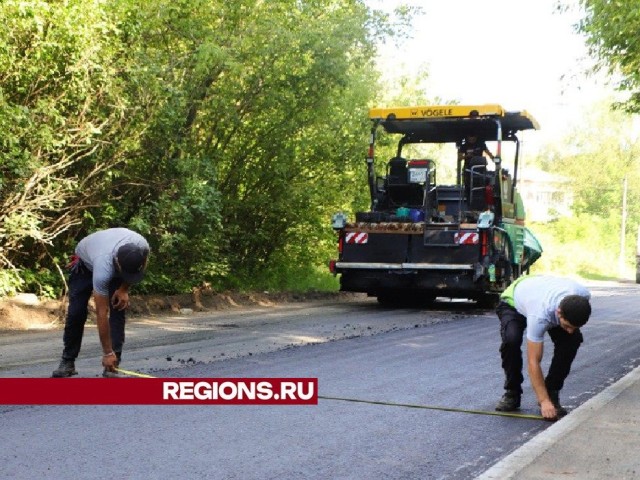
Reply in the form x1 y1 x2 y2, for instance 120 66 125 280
318 395 546 420
115 368 546 420
115 367 156 378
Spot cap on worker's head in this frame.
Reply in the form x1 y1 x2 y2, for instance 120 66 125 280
116 243 149 284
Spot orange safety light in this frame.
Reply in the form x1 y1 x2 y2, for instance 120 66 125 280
480 230 489 256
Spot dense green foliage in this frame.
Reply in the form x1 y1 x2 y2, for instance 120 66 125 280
0 0 407 296
577 0 640 112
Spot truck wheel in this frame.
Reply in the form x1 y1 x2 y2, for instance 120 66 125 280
377 293 402 306
477 293 499 309
377 292 435 307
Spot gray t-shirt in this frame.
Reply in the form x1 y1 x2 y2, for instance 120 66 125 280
75 228 149 296
512 276 591 343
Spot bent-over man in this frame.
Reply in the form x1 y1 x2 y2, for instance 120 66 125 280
495 275 591 420
52 228 150 378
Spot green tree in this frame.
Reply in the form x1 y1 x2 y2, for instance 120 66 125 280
577 0 640 112
0 0 403 295
103 0 388 291
0 0 146 294
530 101 640 278
537 103 640 224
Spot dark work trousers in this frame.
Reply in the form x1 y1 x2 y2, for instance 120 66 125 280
496 301 583 394
61 262 125 361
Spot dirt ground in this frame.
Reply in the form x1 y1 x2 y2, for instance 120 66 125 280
0 288 356 331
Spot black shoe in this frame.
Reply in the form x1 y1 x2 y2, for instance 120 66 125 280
548 390 568 418
495 390 521 411
52 359 77 378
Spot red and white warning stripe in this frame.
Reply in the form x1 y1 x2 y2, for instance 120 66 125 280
454 232 479 245
345 232 368 244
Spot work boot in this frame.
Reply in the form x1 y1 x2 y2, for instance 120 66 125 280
548 390 568 418
495 390 521 411
51 359 77 378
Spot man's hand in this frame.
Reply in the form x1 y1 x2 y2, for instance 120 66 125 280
111 288 130 310
527 339 558 419
102 352 118 371
540 399 558 420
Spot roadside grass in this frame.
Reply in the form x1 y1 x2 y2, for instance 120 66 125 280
238 264 340 293
528 217 635 282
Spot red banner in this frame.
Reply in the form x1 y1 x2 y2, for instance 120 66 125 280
0 378 318 405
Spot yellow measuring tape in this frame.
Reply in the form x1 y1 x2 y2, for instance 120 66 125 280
115 367 546 420
115 367 156 378
318 395 546 421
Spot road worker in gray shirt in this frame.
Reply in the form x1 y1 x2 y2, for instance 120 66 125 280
494 275 591 420
52 228 150 378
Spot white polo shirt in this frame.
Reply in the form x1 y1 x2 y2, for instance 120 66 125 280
502 275 590 343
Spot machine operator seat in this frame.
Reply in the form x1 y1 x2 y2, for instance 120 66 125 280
387 157 408 185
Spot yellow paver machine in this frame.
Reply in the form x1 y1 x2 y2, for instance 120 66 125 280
330 104 543 305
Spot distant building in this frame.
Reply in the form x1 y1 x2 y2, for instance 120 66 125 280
517 167 573 222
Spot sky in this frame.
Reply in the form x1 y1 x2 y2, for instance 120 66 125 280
367 0 613 153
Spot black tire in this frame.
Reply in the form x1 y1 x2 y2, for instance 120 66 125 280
376 293 397 306
476 293 499 309
377 291 435 307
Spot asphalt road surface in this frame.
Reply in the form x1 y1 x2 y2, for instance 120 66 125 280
1 281 640 479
